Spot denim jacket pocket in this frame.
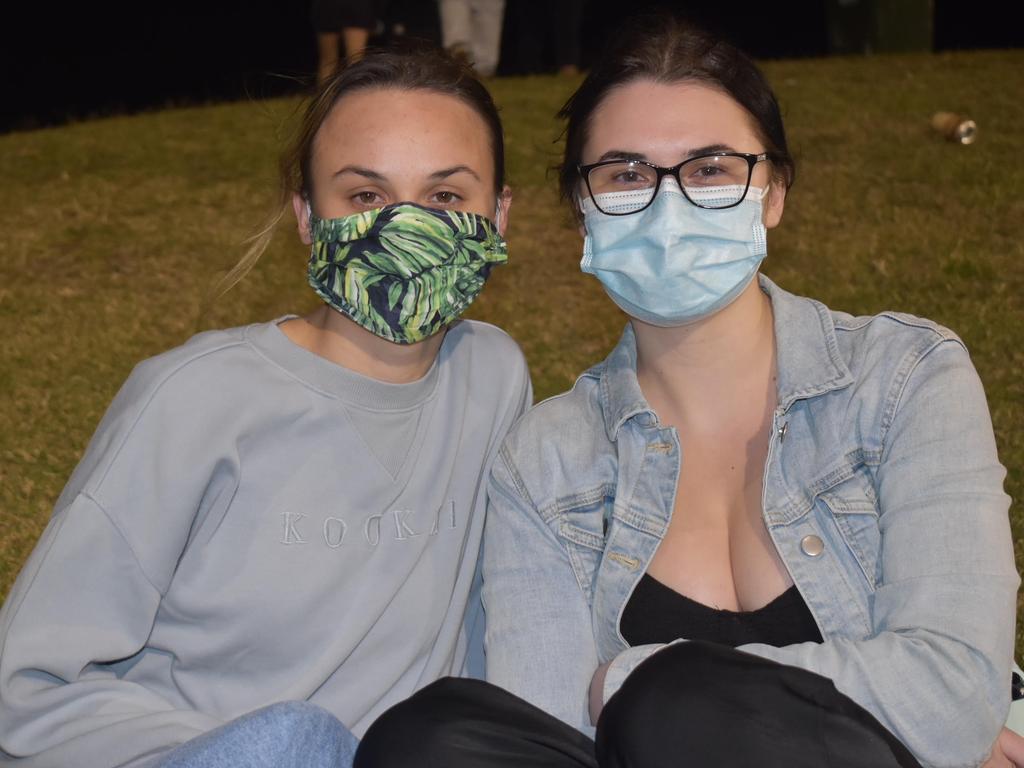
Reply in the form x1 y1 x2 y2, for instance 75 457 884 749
816 469 881 590
556 489 613 602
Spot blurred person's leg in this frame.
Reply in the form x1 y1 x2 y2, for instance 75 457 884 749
342 26 371 62
440 0 473 62
313 0 377 83
468 0 505 76
312 0 343 83
338 0 377 63
317 32 342 84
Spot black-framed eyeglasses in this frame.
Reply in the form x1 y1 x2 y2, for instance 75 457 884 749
578 152 769 216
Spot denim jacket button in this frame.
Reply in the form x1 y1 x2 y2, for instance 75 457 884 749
800 535 824 557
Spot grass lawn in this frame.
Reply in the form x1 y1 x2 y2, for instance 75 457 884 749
1 50 1023 650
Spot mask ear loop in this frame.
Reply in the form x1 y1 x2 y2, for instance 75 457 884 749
745 185 768 202
303 199 316 243
493 196 504 229
575 194 592 237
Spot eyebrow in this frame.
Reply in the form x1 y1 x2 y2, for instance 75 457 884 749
596 144 736 163
429 165 481 182
333 165 385 180
332 165 482 182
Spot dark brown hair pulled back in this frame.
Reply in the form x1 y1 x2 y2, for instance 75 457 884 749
211 45 505 304
558 15 795 206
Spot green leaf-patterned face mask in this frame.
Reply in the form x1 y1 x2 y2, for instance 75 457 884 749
307 202 508 345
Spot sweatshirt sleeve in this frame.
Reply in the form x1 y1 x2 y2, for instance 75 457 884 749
0 350 239 767
0 495 222 767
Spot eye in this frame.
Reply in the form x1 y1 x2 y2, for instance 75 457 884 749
611 169 649 185
693 163 724 178
681 155 749 187
429 189 463 207
588 162 656 193
351 190 386 208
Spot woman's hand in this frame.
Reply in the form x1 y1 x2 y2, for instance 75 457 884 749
983 727 1024 767
589 661 612 725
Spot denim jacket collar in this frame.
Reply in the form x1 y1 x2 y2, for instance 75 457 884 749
585 274 855 441
764 275 855 411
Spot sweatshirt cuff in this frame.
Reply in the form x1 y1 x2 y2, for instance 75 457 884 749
602 641 682 704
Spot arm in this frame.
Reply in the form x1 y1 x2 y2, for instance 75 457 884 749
482 445 599 733
600 340 1017 767
0 361 234 766
0 495 222 766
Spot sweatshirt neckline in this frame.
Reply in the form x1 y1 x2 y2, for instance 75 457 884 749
246 317 442 411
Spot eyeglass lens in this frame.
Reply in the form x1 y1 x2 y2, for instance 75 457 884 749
588 155 753 214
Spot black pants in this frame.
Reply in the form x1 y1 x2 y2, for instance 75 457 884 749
355 641 922 767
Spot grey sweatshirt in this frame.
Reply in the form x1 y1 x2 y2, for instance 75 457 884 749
0 318 531 768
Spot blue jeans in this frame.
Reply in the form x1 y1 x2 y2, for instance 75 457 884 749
156 701 358 767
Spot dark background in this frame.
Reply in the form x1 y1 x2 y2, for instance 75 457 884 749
3 0 1021 133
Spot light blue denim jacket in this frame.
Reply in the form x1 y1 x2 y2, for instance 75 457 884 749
482 276 1018 768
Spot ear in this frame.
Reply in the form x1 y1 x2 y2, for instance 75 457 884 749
572 182 591 237
293 192 313 245
495 185 512 236
576 197 587 238
762 179 787 230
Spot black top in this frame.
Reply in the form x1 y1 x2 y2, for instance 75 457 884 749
620 573 824 648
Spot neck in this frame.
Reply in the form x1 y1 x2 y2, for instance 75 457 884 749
281 304 445 384
633 278 776 426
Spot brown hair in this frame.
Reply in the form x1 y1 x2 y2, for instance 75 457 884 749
211 46 506 302
558 15 795 206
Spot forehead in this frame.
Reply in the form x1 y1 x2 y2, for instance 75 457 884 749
312 87 494 178
584 79 764 162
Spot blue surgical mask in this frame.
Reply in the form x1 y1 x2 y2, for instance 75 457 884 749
580 183 768 326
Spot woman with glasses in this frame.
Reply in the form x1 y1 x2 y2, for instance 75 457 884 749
356 16 1021 768
0 48 529 767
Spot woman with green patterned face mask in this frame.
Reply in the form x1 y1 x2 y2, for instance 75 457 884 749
290 63 512 351
0 49 530 768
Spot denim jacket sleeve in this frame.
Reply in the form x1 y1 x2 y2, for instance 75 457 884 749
482 445 599 734
603 339 1017 768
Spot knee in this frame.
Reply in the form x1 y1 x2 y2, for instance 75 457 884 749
595 642 746 762
158 701 355 768
254 700 337 730
594 660 674 763
254 701 355 757
355 678 489 767
602 642 721 714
